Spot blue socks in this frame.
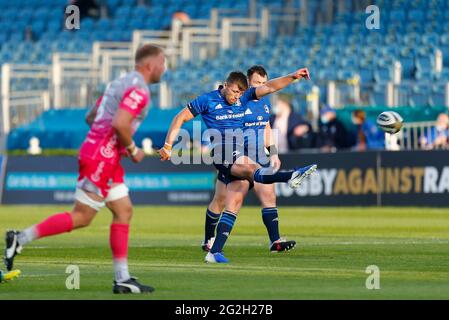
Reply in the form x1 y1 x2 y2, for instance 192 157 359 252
262 207 280 244
253 168 294 184
204 208 221 244
210 210 237 254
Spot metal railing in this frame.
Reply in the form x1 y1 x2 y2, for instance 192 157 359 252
1 64 51 134
385 121 449 151
52 52 101 109
92 42 133 83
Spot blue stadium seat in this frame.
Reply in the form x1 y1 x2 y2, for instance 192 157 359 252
429 90 446 107
399 56 416 79
389 10 406 21
374 67 391 83
408 10 425 21
370 84 387 106
409 84 431 107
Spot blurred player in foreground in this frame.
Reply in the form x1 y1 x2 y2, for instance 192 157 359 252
3 44 166 294
201 65 296 253
159 67 317 263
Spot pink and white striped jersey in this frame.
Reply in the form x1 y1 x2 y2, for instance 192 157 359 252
79 71 150 164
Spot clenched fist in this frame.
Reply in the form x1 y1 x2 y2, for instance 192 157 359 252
292 68 311 81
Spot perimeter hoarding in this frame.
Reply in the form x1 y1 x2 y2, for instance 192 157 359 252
2 151 449 207
2 156 216 205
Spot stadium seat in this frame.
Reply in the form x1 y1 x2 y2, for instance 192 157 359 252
409 84 431 107
370 84 387 105
2 0 448 151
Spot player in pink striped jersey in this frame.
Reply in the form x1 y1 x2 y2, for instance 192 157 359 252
3 44 166 294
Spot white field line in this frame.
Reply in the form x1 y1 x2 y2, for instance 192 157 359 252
13 260 449 277
25 238 449 250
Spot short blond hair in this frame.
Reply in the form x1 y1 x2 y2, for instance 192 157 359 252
135 44 163 64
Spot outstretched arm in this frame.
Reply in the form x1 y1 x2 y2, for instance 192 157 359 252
158 107 195 161
255 68 310 99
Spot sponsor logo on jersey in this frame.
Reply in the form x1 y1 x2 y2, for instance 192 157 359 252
257 116 264 121
100 135 117 159
215 113 244 120
91 161 105 183
264 105 269 113
215 104 223 110
245 108 252 115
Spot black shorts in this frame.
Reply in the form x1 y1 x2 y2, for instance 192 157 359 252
213 143 268 187
212 143 245 185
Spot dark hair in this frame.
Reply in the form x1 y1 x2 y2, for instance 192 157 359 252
247 65 268 79
226 71 249 91
135 44 163 64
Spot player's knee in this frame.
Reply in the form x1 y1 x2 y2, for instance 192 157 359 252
243 164 259 179
231 164 255 180
71 210 95 228
112 206 133 223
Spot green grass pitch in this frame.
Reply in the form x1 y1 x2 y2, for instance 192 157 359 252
0 205 448 300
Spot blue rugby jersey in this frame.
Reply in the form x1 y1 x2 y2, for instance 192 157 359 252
243 96 271 164
187 87 257 145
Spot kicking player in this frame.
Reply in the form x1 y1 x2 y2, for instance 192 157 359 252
201 65 296 253
3 44 166 294
158 68 317 263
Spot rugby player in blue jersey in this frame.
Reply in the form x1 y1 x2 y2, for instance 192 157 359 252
159 67 317 263
200 65 297 254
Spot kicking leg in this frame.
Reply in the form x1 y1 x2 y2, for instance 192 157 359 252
105 184 154 294
231 156 317 188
